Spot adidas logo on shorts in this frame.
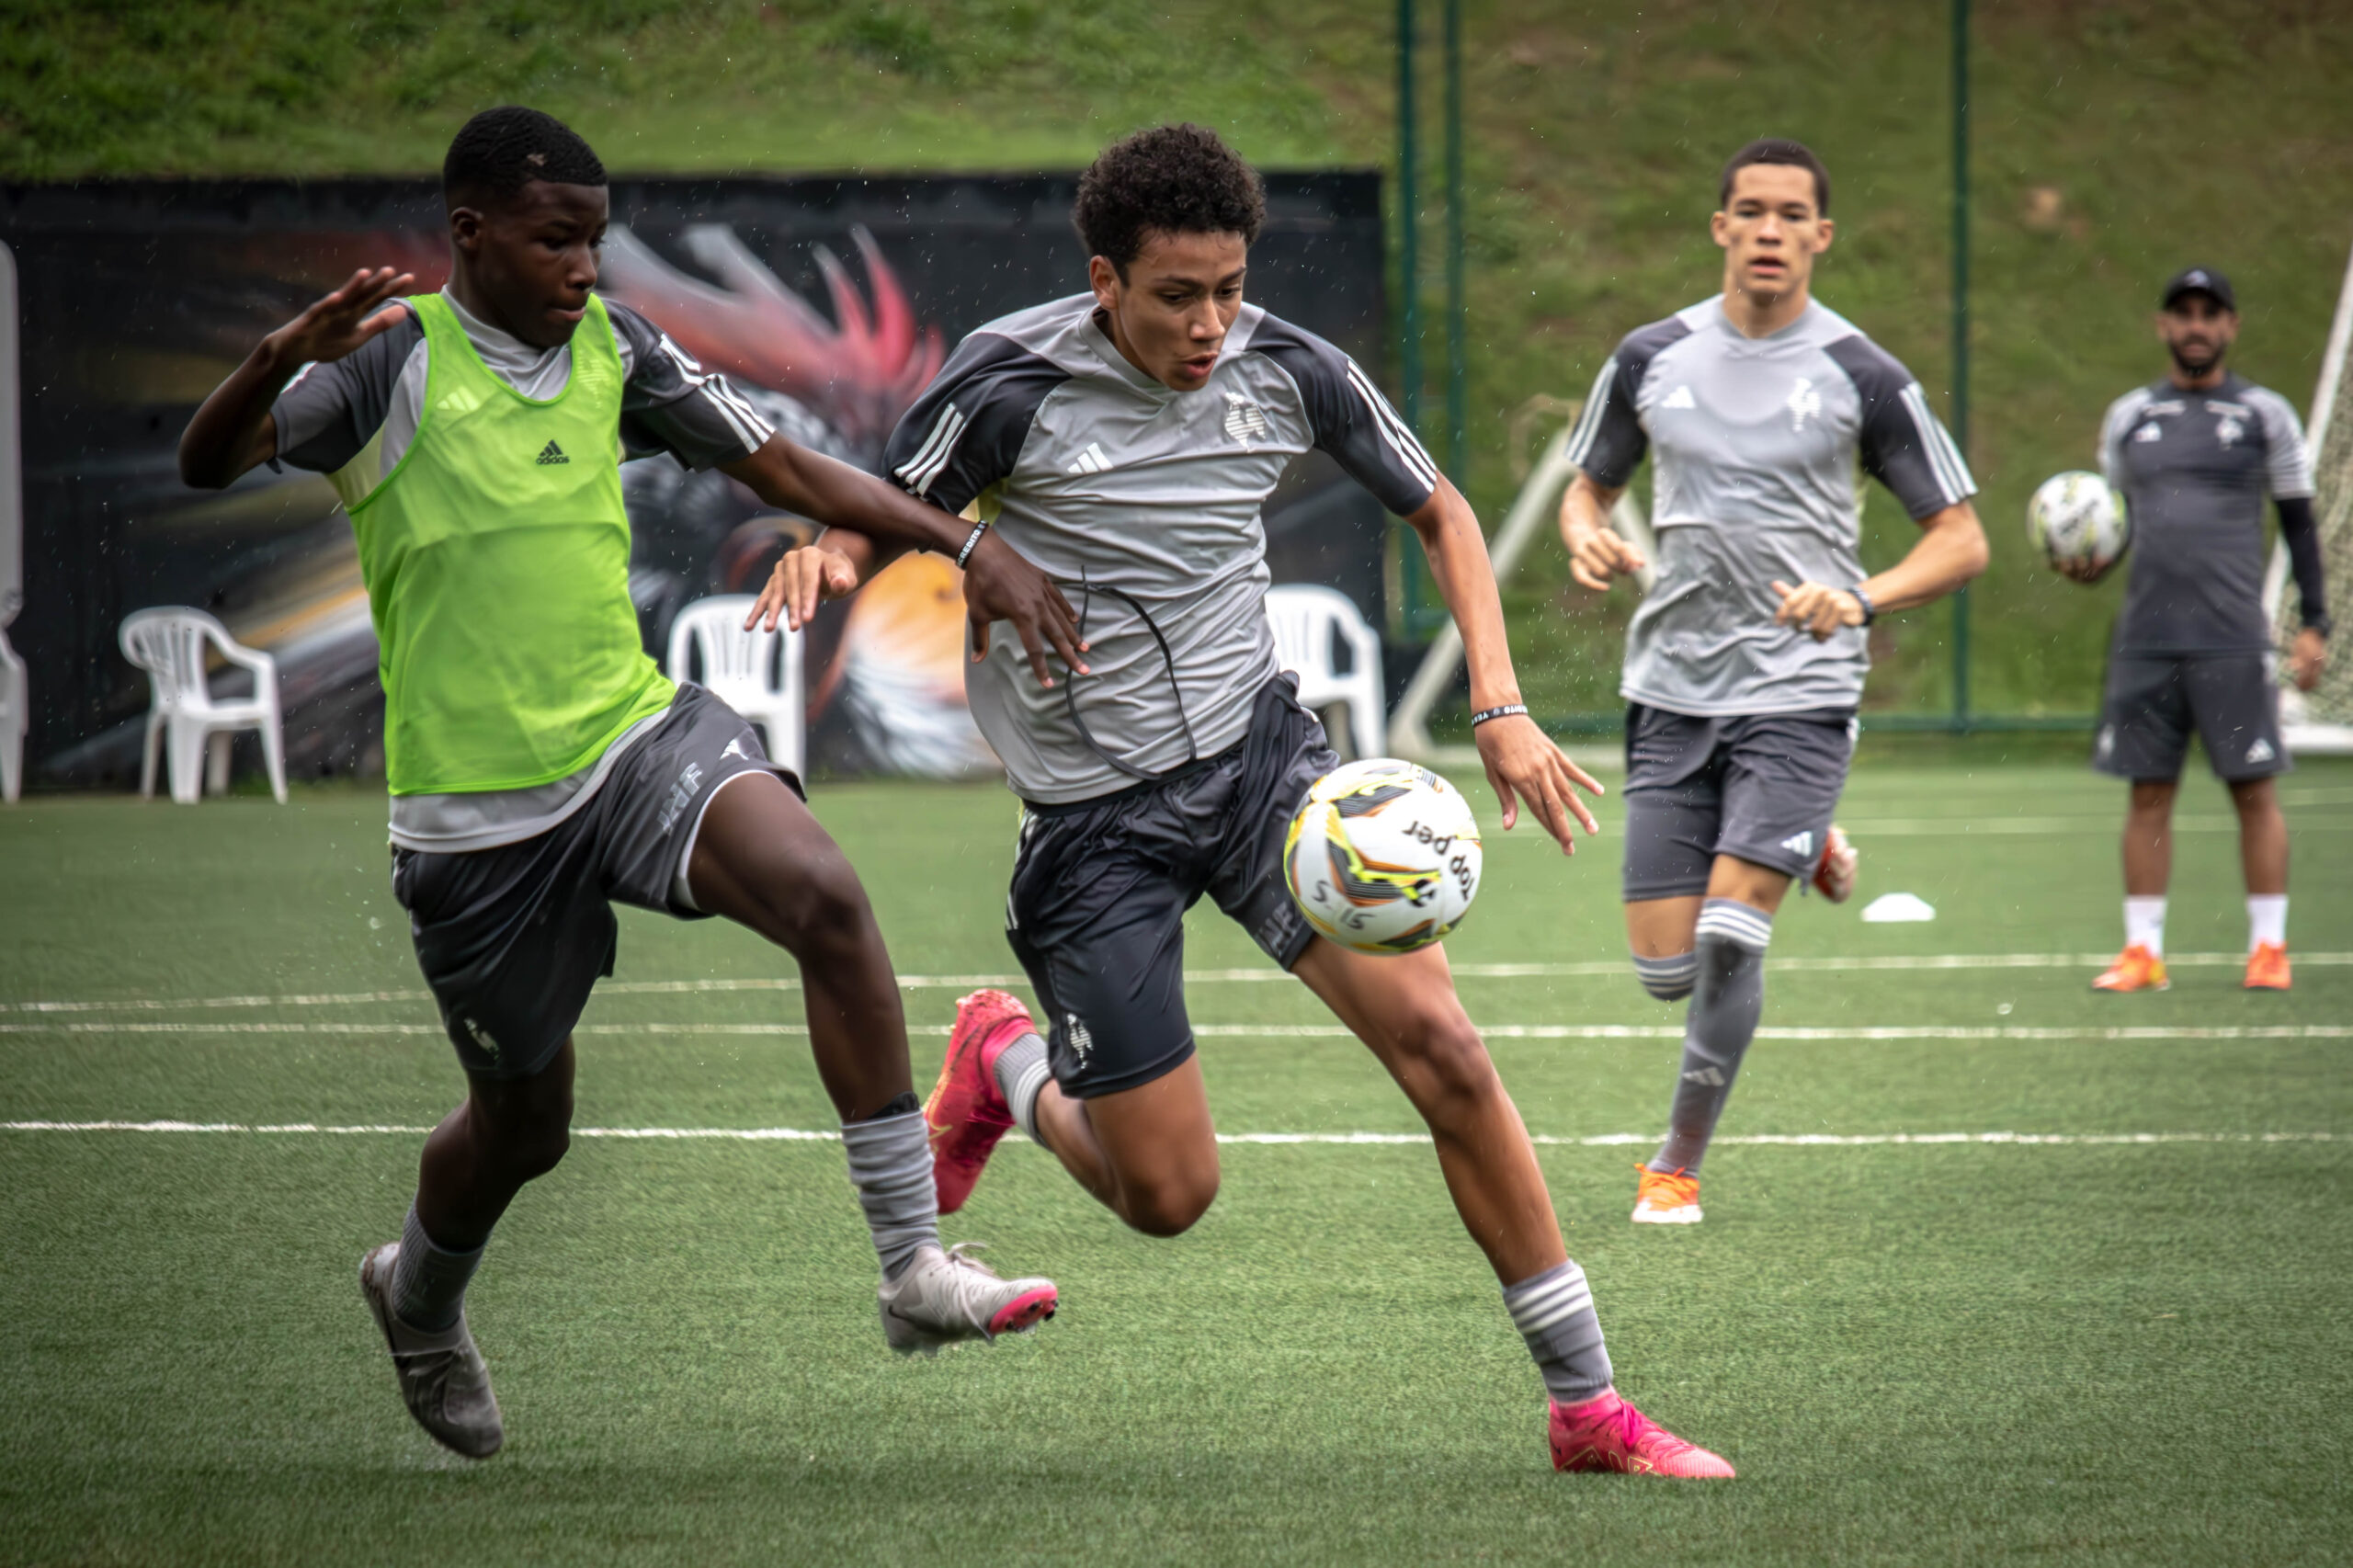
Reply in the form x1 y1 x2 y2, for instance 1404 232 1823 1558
1780 830 1814 859
2245 737 2277 765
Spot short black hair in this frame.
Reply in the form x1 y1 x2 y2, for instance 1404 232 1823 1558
443 106 606 208
1074 123 1266 275
1719 138 1830 215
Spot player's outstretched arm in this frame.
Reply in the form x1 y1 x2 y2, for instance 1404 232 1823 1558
1557 471 1646 591
1407 478 1604 856
746 531 894 634
1772 499 1990 641
722 439 1088 687
179 267 416 489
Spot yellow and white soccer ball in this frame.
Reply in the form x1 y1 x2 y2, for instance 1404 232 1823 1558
1282 759 1483 955
2028 470 2130 574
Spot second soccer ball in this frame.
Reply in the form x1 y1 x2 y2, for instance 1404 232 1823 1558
2027 470 2130 575
1283 760 1483 955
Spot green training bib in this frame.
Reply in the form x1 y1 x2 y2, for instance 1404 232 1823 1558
347 292 675 794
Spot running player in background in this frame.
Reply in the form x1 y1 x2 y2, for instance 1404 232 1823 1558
178 108 1067 1459
757 124 1733 1478
1557 139 1988 1226
2078 267 2329 994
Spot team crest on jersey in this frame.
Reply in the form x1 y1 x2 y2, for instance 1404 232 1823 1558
2216 415 2245 448
1222 392 1270 449
2134 423 2164 443
1786 377 1822 432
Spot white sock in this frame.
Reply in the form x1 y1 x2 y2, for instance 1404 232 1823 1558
991 1030 1051 1141
2124 896 2167 957
2247 894 2288 951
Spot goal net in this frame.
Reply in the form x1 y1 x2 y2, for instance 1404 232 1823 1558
2268 238 2353 751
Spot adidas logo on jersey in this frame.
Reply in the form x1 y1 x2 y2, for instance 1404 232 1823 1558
1660 384 1696 410
1066 441 1111 475
721 735 753 764
1780 830 1814 860
2245 737 2277 765
1223 392 1270 447
536 440 569 465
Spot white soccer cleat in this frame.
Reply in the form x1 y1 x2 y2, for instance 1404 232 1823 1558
1631 1165 1703 1225
878 1241 1058 1356
358 1242 504 1458
1810 824 1859 903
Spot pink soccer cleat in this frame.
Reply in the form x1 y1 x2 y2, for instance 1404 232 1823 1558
925 989 1035 1213
1550 1392 1735 1478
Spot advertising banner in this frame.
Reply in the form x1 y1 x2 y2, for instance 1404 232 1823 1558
0 172 1389 786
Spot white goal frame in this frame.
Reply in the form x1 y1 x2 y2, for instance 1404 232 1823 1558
2263 235 2353 754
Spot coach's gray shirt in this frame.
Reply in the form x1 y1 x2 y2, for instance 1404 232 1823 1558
1569 297 1976 716
2097 371 2312 654
883 295 1438 805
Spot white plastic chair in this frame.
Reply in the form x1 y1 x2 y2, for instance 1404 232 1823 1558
118 608 287 804
1267 584 1385 759
665 594 804 776
0 628 25 803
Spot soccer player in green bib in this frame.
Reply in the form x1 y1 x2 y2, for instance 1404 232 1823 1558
179 108 1081 1459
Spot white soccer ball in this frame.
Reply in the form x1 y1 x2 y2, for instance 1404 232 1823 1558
1283 759 1483 956
2028 470 2130 574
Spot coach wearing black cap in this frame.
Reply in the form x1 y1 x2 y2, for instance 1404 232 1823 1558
2074 267 2330 994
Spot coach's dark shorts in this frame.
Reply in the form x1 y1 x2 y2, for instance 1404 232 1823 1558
1004 675 1337 1100
1620 702 1857 902
390 684 801 1080
2095 653 2289 783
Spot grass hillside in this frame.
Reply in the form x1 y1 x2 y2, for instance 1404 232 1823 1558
6 0 2351 719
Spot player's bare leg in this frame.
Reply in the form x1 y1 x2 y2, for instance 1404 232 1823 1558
1027 1058 1222 1236
689 773 1056 1347
2098 779 2177 991
2230 776 2291 989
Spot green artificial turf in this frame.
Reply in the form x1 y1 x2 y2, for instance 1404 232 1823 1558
2 759 2349 1564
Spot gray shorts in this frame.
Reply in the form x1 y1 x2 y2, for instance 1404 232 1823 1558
2095 653 2289 783
1004 675 1336 1099
1620 702 1856 902
390 684 800 1079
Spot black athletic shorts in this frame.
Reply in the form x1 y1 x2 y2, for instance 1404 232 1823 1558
1620 702 1857 902
1004 674 1337 1100
390 683 800 1080
2094 653 2290 783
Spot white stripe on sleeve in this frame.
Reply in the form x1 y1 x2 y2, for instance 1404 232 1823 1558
1344 361 1440 492
894 404 966 497
1563 358 1618 470
1900 383 1975 504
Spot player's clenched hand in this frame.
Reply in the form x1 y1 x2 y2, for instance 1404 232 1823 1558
2056 554 2113 585
961 528 1089 688
1476 713 1603 856
2290 626 2329 693
1566 525 1645 593
749 545 861 634
1772 579 1864 642
269 267 415 366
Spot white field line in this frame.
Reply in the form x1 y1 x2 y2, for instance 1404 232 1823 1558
2 1020 2347 1043
5 950 2347 1016
0 1120 2339 1149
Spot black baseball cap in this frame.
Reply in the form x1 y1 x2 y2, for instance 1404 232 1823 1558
2162 267 2235 312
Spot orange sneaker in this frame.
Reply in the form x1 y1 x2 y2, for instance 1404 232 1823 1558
1550 1391 1734 1478
2091 944 2169 993
1631 1164 1701 1225
2245 942 2291 991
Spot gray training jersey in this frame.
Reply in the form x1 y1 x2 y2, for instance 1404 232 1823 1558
1569 297 1976 716
2097 372 2313 654
883 295 1438 805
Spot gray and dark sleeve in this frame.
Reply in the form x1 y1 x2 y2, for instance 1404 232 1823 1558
2097 387 2154 490
1564 318 1688 488
605 301 775 470
1826 335 1977 518
2279 496 2330 634
882 332 1065 517
267 304 421 472
1246 317 1438 516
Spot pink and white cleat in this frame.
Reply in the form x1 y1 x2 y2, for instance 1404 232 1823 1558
1811 823 1858 903
925 989 1035 1213
1550 1391 1734 1478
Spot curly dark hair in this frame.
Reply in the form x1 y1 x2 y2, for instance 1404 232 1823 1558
1074 124 1266 275
1719 138 1829 215
444 106 607 208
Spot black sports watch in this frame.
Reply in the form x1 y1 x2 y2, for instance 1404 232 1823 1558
1848 585 1877 627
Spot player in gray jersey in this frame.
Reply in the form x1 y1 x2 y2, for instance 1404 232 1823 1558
1556 140 1988 1225
2076 267 2330 994
754 124 1733 1478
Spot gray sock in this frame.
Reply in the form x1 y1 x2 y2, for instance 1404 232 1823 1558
391 1204 483 1334
992 1030 1051 1142
841 1105 941 1281
1650 898 1771 1175
1504 1260 1613 1406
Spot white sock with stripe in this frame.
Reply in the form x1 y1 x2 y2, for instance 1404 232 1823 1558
2125 896 2166 958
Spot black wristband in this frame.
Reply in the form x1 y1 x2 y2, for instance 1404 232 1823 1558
1470 703 1529 728
1849 585 1877 626
954 520 989 570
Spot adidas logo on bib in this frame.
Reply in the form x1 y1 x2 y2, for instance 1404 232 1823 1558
536 440 569 465
1780 830 1814 859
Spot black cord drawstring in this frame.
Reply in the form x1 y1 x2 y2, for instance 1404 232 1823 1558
1056 571 1200 783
